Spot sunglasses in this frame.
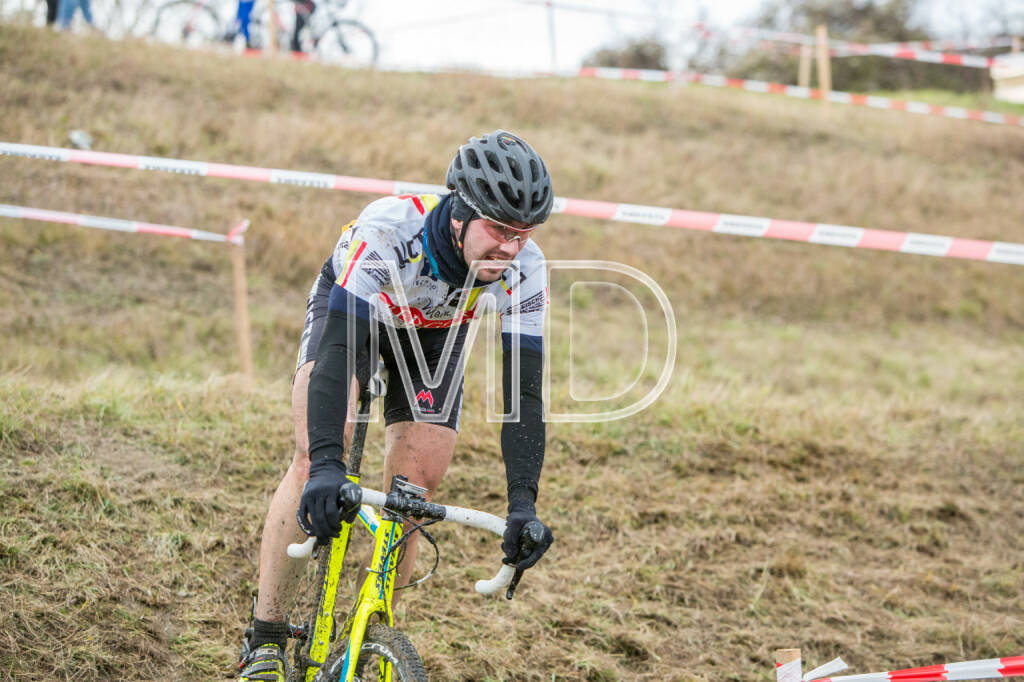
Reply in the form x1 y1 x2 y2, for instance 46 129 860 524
478 216 537 243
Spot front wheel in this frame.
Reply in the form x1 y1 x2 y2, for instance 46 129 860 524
320 624 427 682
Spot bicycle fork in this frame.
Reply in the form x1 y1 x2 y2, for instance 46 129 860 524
335 513 404 681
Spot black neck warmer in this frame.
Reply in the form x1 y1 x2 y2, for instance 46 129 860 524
425 192 485 288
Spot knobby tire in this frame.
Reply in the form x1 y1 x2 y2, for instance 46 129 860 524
320 623 427 682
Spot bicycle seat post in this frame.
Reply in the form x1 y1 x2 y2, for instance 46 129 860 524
346 386 373 478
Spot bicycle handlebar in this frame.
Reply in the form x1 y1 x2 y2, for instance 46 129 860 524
286 486 515 596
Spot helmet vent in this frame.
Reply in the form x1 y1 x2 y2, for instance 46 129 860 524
465 149 481 170
529 159 540 183
499 182 522 208
475 178 497 203
507 157 523 181
484 150 502 173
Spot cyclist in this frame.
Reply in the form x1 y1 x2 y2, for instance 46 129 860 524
222 0 255 49
289 0 313 52
239 130 556 681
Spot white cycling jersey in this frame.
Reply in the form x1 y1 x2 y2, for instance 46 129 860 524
324 193 548 341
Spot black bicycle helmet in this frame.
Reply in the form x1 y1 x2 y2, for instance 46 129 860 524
445 130 554 226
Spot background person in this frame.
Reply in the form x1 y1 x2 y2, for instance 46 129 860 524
57 0 96 31
223 0 255 49
289 0 314 52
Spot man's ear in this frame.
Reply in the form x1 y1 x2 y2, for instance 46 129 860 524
450 218 464 231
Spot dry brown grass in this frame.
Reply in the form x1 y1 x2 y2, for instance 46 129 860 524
1 24 1023 681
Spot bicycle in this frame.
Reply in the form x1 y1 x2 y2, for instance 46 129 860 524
240 371 542 681
147 0 228 47
247 0 377 66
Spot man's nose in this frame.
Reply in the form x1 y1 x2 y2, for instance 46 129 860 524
495 238 523 258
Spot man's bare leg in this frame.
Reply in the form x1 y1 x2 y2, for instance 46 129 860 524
253 363 359 622
382 421 457 604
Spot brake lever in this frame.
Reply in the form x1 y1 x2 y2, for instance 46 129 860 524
505 521 547 600
505 567 524 600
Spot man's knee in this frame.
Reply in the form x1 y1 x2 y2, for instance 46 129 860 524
384 422 457 496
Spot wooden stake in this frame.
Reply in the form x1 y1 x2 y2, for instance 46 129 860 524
775 649 802 682
815 24 832 106
546 1 557 73
798 44 812 88
230 241 254 381
1013 36 1021 54
267 0 278 53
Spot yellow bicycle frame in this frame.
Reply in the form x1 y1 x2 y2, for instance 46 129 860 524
338 511 403 682
303 473 361 682
301 473 404 682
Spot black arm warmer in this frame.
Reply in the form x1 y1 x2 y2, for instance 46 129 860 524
501 347 546 509
307 310 371 462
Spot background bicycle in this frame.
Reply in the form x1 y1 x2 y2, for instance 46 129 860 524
148 0 232 48
247 0 377 65
146 0 377 65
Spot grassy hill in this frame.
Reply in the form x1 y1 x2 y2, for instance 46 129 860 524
1 25 1023 681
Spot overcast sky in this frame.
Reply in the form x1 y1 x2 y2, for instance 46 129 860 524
357 0 1024 73
361 0 762 72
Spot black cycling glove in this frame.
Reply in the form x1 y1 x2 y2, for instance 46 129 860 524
297 459 361 545
502 501 554 571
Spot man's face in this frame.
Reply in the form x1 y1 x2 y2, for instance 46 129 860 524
455 217 535 282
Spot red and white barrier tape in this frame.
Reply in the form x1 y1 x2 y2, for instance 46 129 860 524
569 67 1024 128
694 24 1010 68
810 655 1024 681
0 203 246 245
683 71 1021 126
817 43 999 68
225 45 1020 129
774 43 1014 61
870 38 1016 52
3 142 1024 267
226 218 251 242
468 2 1016 58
